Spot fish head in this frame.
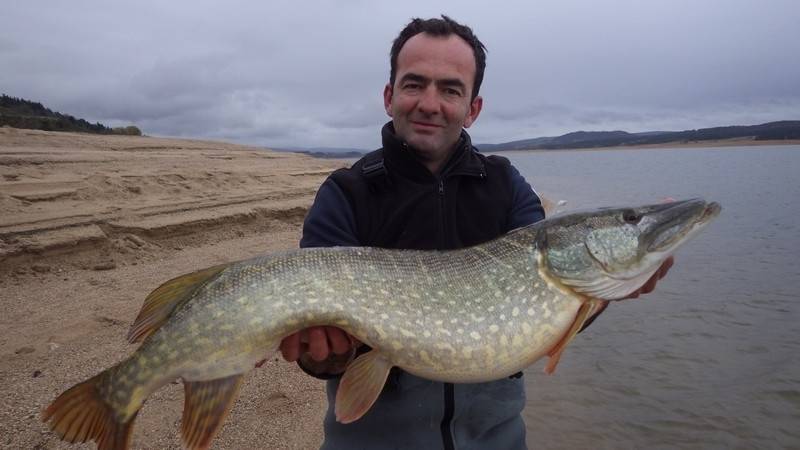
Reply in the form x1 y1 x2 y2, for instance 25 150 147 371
538 198 721 300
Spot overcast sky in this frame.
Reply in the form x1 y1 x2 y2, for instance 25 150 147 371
2 1 799 149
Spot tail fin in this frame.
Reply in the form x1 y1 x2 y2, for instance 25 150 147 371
42 372 139 450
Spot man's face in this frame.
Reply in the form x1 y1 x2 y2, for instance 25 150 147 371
384 33 483 172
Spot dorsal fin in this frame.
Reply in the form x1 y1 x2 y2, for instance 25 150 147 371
127 263 229 343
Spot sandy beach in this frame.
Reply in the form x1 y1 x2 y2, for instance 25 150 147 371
0 127 345 449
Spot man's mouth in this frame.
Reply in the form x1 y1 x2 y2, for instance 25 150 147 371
411 120 443 129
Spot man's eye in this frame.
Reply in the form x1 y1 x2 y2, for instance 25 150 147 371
444 88 462 96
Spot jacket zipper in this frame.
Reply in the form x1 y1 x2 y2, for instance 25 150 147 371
437 177 456 450
417 140 481 450
437 178 446 248
441 383 456 450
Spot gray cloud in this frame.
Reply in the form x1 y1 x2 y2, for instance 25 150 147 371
2 0 798 149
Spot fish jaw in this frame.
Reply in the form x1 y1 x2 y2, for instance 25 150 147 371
540 198 720 300
641 199 721 255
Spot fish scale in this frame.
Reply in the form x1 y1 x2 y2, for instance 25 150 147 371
42 198 720 449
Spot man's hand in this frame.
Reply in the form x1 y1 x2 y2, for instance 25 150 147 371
625 256 674 299
280 326 359 362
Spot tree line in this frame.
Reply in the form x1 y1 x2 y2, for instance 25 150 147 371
0 94 142 136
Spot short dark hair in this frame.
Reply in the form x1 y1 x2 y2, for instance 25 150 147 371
389 15 487 100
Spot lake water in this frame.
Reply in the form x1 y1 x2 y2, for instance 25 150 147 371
504 145 800 449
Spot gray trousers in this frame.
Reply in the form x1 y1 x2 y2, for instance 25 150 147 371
320 371 528 450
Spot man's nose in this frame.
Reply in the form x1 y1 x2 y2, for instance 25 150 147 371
416 86 440 114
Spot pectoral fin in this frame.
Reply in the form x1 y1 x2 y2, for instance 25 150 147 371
544 299 603 374
335 351 393 424
181 374 243 450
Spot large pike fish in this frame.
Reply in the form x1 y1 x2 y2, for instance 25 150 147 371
42 198 720 449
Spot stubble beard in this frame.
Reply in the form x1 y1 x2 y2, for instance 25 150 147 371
400 122 461 163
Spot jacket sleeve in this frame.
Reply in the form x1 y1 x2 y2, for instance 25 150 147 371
300 178 360 248
295 177 361 379
507 165 545 229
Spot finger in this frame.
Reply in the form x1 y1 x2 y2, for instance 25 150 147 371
326 327 352 355
299 328 309 344
308 326 330 362
641 275 658 293
280 332 301 362
298 329 310 355
656 257 672 279
660 256 675 278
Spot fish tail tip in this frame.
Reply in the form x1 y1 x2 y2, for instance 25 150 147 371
43 373 138 450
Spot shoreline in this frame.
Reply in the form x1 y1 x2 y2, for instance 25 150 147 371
485 138 800 154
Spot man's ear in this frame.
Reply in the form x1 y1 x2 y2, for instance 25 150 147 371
463 95 483 128
383 83 394 117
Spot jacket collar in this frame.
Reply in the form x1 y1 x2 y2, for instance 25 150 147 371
380 122 486 182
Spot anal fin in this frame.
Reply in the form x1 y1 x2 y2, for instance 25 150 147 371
182 374 244 450
544 299 603 374
127 263 228 343
335 351 393 424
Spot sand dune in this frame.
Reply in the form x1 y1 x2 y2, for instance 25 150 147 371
0 127 345 449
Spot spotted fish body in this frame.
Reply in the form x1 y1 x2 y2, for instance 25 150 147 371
43 198 721 450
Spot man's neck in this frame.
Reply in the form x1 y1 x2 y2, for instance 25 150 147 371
423 157 447 175
414 142 461 175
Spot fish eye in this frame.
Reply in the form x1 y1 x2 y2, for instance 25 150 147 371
622 210 642 224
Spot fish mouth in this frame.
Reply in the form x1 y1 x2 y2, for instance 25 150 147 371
703 201 722 220
644 199 721 254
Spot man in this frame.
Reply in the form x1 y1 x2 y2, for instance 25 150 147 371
280 16 672 449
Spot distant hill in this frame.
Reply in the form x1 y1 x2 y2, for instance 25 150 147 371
0 94 141 135
273 146 368 158
478 121 800 151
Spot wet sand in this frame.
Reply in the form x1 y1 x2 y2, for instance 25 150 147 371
0 127 346 449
